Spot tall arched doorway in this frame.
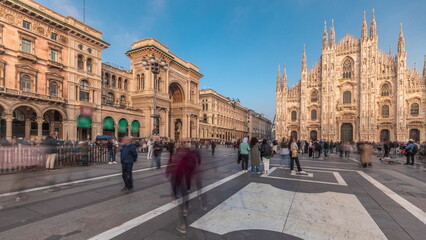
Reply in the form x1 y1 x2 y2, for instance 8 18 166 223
175 119 182 140
340 123 353 142
0 105 5 139
12 106 38 139
310 130 318 141
290 131 298 140
380 129 390 142
77 115 92 140
43 110 64 139
409 129 420 142
169 83 184 103
103 117 115 136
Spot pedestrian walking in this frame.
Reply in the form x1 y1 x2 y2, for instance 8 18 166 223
42 132 58 171
107 138 117 164
152 136 163 169
79 141 89 166
239 137 250 172
280 140 290 168
404 139 417 165
289 138 307 175
260 139 272 174
120 136 138 192
359 142 373 168
147 138 154 159
249 137 261 173
211 141 217 155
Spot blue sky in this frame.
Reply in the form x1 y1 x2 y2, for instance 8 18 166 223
37 0 426 120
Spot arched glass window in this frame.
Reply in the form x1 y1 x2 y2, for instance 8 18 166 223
342 58 352 78
411 103 419 116
120 95 126 106
311 90 319 102
124 80 128 90
136 74 141 90
106 92 114 104
86 58 93 73
381 105 390 118
203 114 208 123
20 74 31 92
77 54 84 70
118 78 122 88
79 80 89 102
49 81 58 96
113 76 118 88
311 109 317 120
381 83 391 96
104 73 110 85
291 111 297 121
111 75 116 87
343 91 351 104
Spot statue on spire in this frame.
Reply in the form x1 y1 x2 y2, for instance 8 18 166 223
398 23 405 53
322 21 328 49
361 11 368 40
330 18 335 46
370 9 377 38
302 44 307 72
282 64 288 89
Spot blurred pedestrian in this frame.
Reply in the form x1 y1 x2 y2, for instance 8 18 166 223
404 139 417 165
79 140 89 166
147 138 153 159
42 132 58 171
107 138 117 164
152 136 163 169
280 140 290 168
249 137 261 173
239 137 250 173
359 142 373 168
120 136 138 192
260 139 272 174
211 141 216 155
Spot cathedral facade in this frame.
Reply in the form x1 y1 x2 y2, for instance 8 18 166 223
275 10 426 143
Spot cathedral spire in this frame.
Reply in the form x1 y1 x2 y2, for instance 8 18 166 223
389 45 392 56
361 10 368 40
370 9 377 39
414 62 417 72
302 44 307 72
330 18 335 46
423 55 426 78
282 64 288 89
322 21 328 49
276 64 281 90
398 23 405 53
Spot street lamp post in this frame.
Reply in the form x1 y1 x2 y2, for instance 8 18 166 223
142 54 169 136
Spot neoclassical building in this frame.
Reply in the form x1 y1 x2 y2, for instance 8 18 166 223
275 10 426 143
199 89 272 142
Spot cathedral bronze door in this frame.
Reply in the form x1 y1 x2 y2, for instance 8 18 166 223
409 129 420 142
340 123 353 142
175 119 182 141
310 130 318 141
380 129 390 142
290 131 298 140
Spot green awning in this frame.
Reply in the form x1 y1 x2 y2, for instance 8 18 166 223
77 116 91 128
103 117 114 130
118 119 128 133
131 121 140 133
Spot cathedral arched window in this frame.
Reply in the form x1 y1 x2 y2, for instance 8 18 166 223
104 73 110 85
343 91 351 104
291 111 297 121
20 74 31 92
311 109 317 120
410 103 419 116
342 58 353 79
106 92 114 104
381 105 390 118
381 83 391 96
311 90 319 102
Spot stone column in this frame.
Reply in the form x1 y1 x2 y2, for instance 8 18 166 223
37 117 44 140
5 114 13 141
114 124 118 139
127 124 131 137
25 119 31 139
92 122 101 141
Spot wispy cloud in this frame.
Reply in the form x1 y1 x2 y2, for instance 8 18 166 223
49 0 81 19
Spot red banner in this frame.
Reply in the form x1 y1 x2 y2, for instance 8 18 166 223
80 106 93 117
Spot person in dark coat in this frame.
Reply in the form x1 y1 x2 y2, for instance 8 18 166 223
120 137 138 192
211 141 217 155
42 133 59 170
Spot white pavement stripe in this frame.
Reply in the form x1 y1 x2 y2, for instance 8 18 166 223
0 166 166 198
88 171 244 240
348 157 361 163
333 172 348 186
357 171 426 225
